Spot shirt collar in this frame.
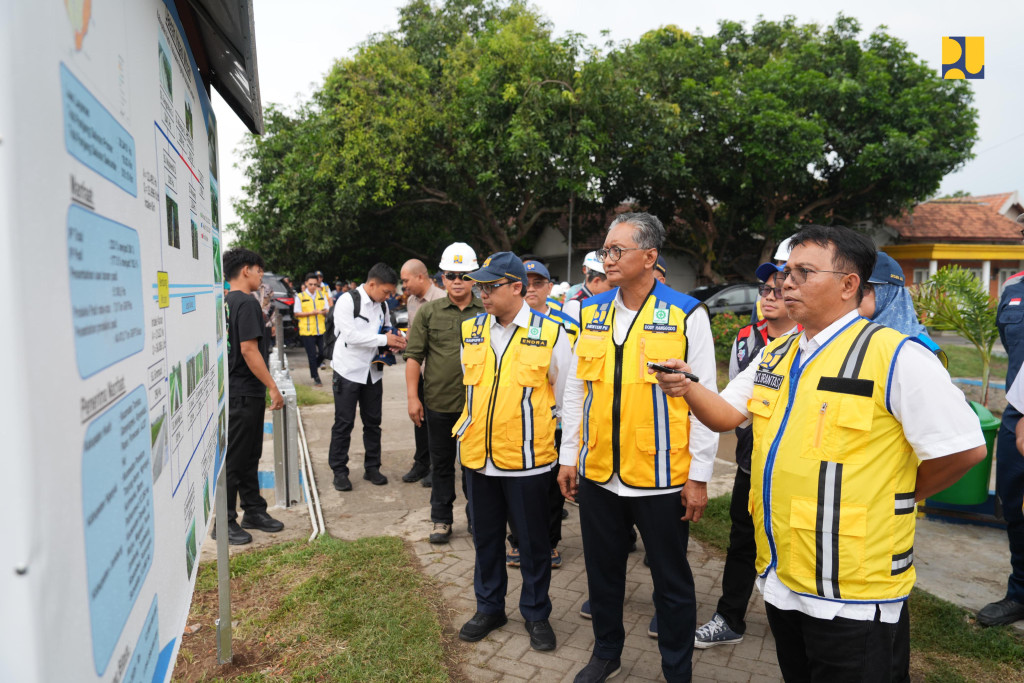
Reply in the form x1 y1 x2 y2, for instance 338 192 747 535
798 309 860 356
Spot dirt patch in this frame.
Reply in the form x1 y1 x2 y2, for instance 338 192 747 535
911 650 1024 683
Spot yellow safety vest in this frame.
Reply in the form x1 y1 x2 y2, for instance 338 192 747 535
453 310 560 471
748 318 919 603
574 281 701 488
297 290 329 336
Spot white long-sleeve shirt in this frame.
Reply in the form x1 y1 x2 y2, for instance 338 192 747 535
559 291 719 496
331 285 390 384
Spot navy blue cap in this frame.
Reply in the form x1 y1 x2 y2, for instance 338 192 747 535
654 255 668 275
755 262 784 283
868 252 905 286
465 252 528 287
523 260 551 280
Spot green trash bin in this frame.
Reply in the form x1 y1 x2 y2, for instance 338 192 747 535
928 400 998 506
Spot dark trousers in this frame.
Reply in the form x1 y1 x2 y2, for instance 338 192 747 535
301 334 325 382
328 371 383 476
996 414 1024 603
426 408 469 525
716 467 757 634
765 602 910 683
508 430 563 549
467 469 553 620
579 478 696 682
411 375 430 471
225 395 268 521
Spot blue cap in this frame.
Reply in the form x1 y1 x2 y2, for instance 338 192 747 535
755 262 784 283
465 251 528 287
654 255 668 276
523 260 551 280
868 252 905 286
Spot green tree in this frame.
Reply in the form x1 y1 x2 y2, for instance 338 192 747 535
912 266 999 406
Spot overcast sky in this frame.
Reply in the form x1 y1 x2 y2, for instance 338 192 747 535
213 0 1023 244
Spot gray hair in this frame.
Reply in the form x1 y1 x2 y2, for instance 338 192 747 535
608 212 665 251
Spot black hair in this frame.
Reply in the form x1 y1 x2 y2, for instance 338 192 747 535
366 262 398 285
223 248 265 281
586 270 608 284
304 272 317 283
788 225 876 302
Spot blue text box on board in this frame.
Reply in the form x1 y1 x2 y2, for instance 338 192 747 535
60 63 137 196
68 206 145 378
81 386 154 675
181 295 196 314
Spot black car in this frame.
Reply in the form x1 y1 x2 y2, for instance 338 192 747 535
687 282 760 319
262 272 300 347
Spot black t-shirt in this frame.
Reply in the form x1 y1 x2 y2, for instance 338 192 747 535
227 290 269 397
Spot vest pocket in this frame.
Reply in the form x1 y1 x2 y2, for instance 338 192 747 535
575 335 607 381
804 394 874 464
516 344 551 387
635 424 687 454
788 496 867 589
640 335 684 383
462 343 487 385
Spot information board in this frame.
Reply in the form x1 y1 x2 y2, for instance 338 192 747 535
0 2 227 680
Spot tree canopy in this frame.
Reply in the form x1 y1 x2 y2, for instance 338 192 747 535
232 0 978 283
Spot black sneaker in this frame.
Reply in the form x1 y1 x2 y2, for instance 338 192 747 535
333 474 352 491
363 469 388 486
458 611 508 642
402 465 429 483
420 471 433 488
240 511 284 533
212 520 252 545
573 655 621 682
525 619 556 651
978 598 1024 626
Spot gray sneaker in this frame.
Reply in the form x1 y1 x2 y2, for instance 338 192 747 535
429 522 452 544
694 613 743 649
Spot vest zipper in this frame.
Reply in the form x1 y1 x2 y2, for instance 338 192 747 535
484 333 510 464
612 343 624 475
814 402 828 449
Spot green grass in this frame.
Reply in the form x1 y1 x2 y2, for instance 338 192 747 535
944 345 1008 380
181 536 448 682
692 494 1024 681
294 383 333 406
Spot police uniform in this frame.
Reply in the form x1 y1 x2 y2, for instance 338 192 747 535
294 287 331 384
455 300 571 623
719 310 984 680
560 281 719 682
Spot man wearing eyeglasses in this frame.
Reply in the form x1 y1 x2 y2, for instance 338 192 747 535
653 224 986 682
403 243 484 544
454 252 571 653
557 212 719 683
695 263 799 650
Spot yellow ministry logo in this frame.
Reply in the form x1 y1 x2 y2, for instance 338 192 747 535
453 254 463 263
942 36 984 79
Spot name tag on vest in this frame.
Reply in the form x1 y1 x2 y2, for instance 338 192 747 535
585 323 609 332
642 323 677 333
465 337 485 345
520 337 548 347
754 370 784 390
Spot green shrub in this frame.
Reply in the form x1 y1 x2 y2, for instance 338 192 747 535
711 311 745 362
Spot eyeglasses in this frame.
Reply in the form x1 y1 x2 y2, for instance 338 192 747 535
758 284 783 298
780 266 849 285
526 278 550 290
443 272 464 281
477 280 513 295
596 246 645 262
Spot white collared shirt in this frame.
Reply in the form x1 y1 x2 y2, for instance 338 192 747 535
461 300 572 478
331 285 389 384
558 290 720 497
719 309 984 622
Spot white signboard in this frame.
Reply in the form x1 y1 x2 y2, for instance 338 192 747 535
0 2 226 681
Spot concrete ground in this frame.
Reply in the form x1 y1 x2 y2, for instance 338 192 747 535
203 350 1021 682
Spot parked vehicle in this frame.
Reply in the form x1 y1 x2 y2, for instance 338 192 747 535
262 272 300 347
687 282 760 319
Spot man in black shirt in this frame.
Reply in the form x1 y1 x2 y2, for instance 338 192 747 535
220 248 285 545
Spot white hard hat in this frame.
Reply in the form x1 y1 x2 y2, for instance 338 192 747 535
774 236 795 262
582 250 605 274
439 242 479 272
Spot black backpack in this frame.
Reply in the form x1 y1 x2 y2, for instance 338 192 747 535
322 288 388 359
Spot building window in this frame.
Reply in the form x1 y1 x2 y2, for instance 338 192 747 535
912 269 930 284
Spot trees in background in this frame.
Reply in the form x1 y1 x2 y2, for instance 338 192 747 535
233 1 978 282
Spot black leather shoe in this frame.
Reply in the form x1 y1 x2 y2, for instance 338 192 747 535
363 468 388 485
978 598 1024 626
333 474 352 491
212 521 252 546
573 655 621 682
240 511 284 533
402 465 429 483
458 611 508 642
525 619 556 651
420 471 433 488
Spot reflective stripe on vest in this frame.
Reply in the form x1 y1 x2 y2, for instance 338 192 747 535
749 318 919 603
